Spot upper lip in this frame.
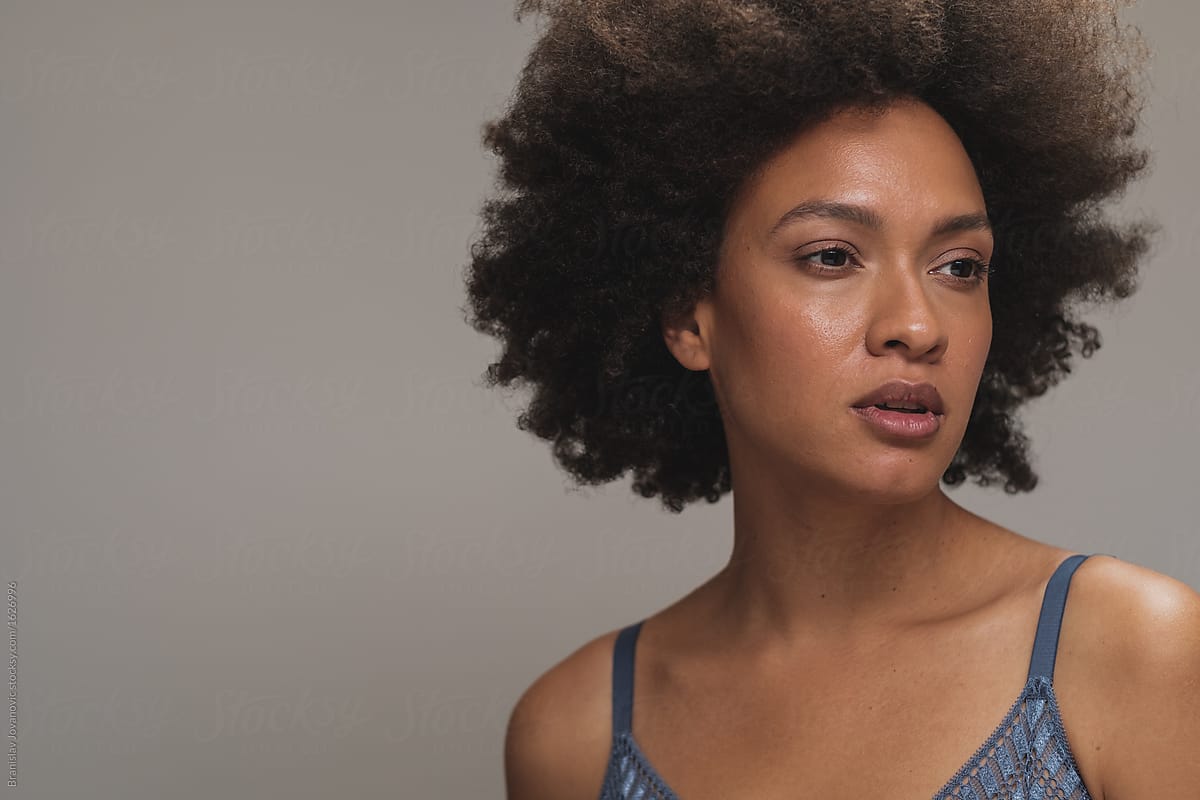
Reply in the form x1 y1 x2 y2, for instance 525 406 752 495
851 380 944 415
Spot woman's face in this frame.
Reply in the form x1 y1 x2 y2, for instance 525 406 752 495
669 97 994 503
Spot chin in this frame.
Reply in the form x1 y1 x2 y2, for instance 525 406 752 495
851 483 941 507
830 463 950 506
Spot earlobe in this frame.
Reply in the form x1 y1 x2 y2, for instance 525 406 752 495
660 306 711 372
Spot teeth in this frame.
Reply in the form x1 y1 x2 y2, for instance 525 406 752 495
876 403 926 413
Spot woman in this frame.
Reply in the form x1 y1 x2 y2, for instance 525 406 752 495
464 1 1200 798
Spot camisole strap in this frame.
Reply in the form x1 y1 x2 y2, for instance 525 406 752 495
1027 553 1106 683
611 620 644 737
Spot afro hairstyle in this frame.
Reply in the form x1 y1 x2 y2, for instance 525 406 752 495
462 0 1157 513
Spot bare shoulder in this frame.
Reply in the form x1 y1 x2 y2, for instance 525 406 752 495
1070 553 1200 647
1067 554 1200 799
504 627 622 800
1062 552 1200 673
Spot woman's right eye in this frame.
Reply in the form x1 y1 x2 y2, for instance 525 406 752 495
814 248 851 266
794 246 855 270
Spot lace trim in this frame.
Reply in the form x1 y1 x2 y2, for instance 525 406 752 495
598 674 1092 800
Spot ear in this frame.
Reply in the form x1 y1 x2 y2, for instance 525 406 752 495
660 297 713 372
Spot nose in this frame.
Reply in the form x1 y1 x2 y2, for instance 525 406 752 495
864 263 946 360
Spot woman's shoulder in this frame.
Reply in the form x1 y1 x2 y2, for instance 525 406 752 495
1066 551 1200 645
1060 551 1200 798
1021 546 1199 679
944 541 1200 798
503 625 626 800
971 528 1197 632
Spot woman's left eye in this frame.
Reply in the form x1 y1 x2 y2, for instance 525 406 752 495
937 258 992 282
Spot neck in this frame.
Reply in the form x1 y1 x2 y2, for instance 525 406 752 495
708 472 996 653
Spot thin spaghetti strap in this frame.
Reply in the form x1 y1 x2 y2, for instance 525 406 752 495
1026 553 1097 683
611 620 644 737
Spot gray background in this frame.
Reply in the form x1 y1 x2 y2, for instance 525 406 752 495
0 2 1195 798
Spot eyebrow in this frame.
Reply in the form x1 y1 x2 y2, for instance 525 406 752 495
767 200 993 239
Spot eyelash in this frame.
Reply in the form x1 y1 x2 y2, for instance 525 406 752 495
795 244 993 285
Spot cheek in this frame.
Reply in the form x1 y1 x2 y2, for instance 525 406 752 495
962 312 993 372
716 298 859 424
765 308 854 377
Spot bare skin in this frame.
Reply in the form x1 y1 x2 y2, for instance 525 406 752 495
623 524 1107 798
504 96 1200 800
636 96 1103 796
661 96 998 651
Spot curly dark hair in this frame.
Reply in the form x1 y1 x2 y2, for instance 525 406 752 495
461 0 1157 513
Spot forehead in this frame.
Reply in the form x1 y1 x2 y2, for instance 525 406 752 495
733 99 987 230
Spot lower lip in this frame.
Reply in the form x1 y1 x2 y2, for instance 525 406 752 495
851 405 942 439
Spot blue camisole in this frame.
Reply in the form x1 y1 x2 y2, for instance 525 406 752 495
599 552 1100 800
